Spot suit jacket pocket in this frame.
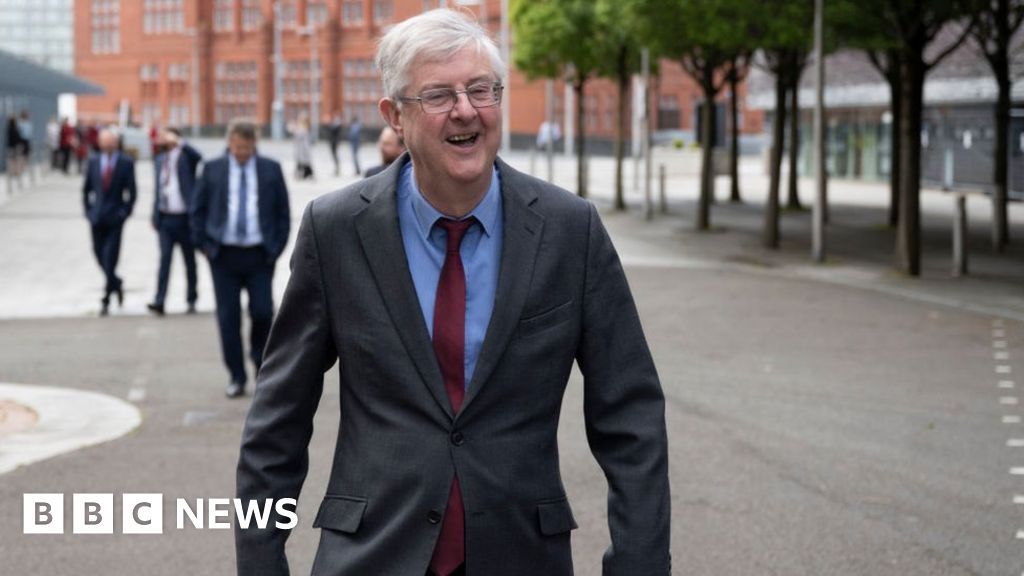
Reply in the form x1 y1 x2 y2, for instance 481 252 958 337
536 498 578 536
516 299 574 340
312 495 367 534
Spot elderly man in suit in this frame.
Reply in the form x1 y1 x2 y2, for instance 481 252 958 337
82 128 137 316
148 127 203 316
235 9 670 576
191 120 290 398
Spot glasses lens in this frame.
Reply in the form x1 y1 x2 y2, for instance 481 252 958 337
420 89 454 113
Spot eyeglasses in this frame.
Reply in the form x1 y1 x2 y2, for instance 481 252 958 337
399 82 504 114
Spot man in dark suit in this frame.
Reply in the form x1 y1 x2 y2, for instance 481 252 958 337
191 120 290 398
235 9 669 576
82 128 137 316
148 128 202 316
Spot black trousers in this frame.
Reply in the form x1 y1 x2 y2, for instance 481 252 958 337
208 246 275 386
154 214 197 306
90 220 124 299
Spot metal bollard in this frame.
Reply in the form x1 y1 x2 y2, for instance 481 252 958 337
659 164 667 214
952 192 967 277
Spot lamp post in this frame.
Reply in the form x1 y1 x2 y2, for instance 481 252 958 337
299 24 319 143
187 27 200 138
271 1 284 140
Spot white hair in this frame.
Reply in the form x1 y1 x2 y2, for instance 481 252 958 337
375 8 506 103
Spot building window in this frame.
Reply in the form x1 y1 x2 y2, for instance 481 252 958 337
214 0 234 32
168 62 190 82
342 58 383 127
342 1 364 26
307 0 328 27
143 0 185 34
168 103 190 128
278 0 297 28
91 0 120 54
139 63 160 83
283 59 322 123
373 0 393 24
242 0 262 30
215 61 258 125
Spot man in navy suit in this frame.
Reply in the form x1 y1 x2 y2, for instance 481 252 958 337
82 128 137 316
148 127 203 316
191 120 291 398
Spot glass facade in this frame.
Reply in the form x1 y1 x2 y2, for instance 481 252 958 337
0 0 74 72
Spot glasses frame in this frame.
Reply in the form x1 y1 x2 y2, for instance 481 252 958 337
398 82 504 114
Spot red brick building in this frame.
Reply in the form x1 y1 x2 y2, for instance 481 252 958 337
74 0 762 146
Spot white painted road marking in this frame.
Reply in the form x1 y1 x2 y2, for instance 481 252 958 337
994 340 1007 349
1008 439 1024 447
1010 468 1024 475
996 351 1011 360
998 365 1013 374
1000 381 1016 389
994 329 1006 338
1004 416 1022 424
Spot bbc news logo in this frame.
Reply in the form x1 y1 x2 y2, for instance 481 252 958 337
23 494 298 534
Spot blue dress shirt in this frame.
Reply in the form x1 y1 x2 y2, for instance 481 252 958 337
397 162 503 390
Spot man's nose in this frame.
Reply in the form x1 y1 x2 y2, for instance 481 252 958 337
449 91 478 118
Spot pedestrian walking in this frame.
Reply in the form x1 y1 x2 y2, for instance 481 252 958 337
5 115 25 187
58 117 75 174
363 125 405 178
234 10 670 576
348 114 362 175
46 116 59 170
327 110 343 176
148 128 202 316
82 128 137 316
290 115 314 180
190 120 290 398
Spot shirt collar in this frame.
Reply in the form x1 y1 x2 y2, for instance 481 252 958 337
229 154 254 171
400 162 501 242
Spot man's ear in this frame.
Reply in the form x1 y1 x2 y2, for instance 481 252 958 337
378 98 404 140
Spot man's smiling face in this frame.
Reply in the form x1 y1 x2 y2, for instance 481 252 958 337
387 45 502 199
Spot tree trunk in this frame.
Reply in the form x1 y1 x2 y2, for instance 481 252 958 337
698 68 716 230
614 46 629 211
729 69 742 203
993 62 1010 251
786 75 803 210
896 55 924 276
887 58 902 228
574 79 587 198
765 66 786 248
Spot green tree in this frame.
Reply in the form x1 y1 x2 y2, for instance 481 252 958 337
863 1 977 275
972 0 1024 251
511 0 601 197
593 0 648 211
758 0 813 248
636 0 754 230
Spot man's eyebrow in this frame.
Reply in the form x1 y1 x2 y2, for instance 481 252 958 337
417 75 498 91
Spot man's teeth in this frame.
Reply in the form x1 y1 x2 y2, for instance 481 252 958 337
447 134 476 143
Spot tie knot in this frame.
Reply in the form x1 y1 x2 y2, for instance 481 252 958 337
436 218 475 253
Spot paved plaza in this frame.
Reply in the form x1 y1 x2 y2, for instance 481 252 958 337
0 139 1023 574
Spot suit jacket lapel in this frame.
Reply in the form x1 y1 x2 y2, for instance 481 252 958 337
355 157 452 419
460 159 544 416
217 157 230 238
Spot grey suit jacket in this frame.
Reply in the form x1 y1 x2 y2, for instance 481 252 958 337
235 155 671 576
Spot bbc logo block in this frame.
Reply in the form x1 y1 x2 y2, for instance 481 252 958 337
23 493 164 534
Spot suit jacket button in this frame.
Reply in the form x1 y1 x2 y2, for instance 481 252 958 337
427 510 442 524
450 431 464 446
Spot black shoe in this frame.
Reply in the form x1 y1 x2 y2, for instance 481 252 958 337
116 286 124 307
146 302 165 316
225 381 246 398
186 302 197 314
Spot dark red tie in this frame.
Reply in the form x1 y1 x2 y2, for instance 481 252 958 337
429 218 474 576
101 159 114 192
